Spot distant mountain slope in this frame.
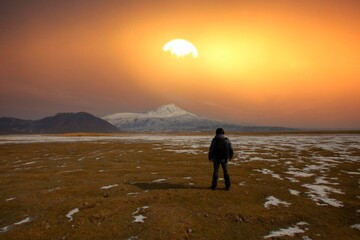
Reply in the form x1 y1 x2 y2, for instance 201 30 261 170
0 117 33 134
103 104 296 132
0 112 119 134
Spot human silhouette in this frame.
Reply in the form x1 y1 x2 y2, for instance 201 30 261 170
208 128 234 190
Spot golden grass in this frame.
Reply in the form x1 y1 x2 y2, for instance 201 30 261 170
0 136 359 239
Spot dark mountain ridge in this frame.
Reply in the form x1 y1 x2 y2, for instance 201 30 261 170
0 112 119 134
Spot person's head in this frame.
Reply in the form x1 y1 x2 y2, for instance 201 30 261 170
215 128 225 135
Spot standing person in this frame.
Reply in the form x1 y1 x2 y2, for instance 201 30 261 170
208 128 234 190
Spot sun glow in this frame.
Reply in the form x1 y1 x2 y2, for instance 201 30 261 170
163 39 198 58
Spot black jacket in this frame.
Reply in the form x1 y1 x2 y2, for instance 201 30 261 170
208 134 234 162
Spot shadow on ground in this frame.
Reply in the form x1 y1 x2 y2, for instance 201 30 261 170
130 182 211 190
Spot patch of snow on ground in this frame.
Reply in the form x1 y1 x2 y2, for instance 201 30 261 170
152 179 166 183
254 169 273 174
132 206 149 223
101 184 118 190
315 177 339 185
0 217 32 233
264 222 309 239
303 164 329 172
254 169 283 180
133 215 146 223
14 217 32 225
5 197 16 201
132 206 149 215
302 184 344 207
165 149 199 154
66 208 79 222
286 177 300 183
48 187 61 192
264 196 291 209
126 236 138 240
271 173 283 180
245 157 278 162
341 171 360 175
228 161 240 166
23 161 36 165
127 192 139 196
289 189 300 196
60 169 83 174
0 225 11 233
286 171 314 178
183 176 192 180
350 224 360 231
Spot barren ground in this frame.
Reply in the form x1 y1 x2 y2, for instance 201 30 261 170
0 133 359 239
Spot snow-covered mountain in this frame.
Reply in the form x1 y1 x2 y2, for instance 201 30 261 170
104 104 195 122
102 104 296 132
102 104 212 132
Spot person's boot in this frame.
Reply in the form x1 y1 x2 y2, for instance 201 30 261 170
211 178 217 190
224 174 231 190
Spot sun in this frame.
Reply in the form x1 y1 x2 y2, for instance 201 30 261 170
162 39 198 58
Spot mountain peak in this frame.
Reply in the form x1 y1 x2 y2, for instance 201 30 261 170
145 104 195 117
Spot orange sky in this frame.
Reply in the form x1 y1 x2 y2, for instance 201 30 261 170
1 0 359 128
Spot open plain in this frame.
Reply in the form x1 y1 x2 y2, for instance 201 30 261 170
0 133 359 240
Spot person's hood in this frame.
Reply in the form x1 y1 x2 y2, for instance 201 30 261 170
215 134 225 139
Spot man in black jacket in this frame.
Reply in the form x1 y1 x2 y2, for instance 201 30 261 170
208 128 234 190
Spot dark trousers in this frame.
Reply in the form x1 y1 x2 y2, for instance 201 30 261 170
212 160 230 188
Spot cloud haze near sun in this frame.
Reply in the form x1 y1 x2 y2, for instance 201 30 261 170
0 0 359 128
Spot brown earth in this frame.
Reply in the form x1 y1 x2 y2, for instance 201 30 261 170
0 134 359 240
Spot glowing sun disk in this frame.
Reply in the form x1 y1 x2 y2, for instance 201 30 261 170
163 39 198 58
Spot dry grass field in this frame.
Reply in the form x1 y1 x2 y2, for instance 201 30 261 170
0 133 359 240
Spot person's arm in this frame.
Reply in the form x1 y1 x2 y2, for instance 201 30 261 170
208 139 215 161
228 140 234 161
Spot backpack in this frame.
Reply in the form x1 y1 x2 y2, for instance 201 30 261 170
213 137 229 160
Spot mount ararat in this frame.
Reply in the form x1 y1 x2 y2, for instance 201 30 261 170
102 104 295 132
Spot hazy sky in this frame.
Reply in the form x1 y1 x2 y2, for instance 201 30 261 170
1 0 359 128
